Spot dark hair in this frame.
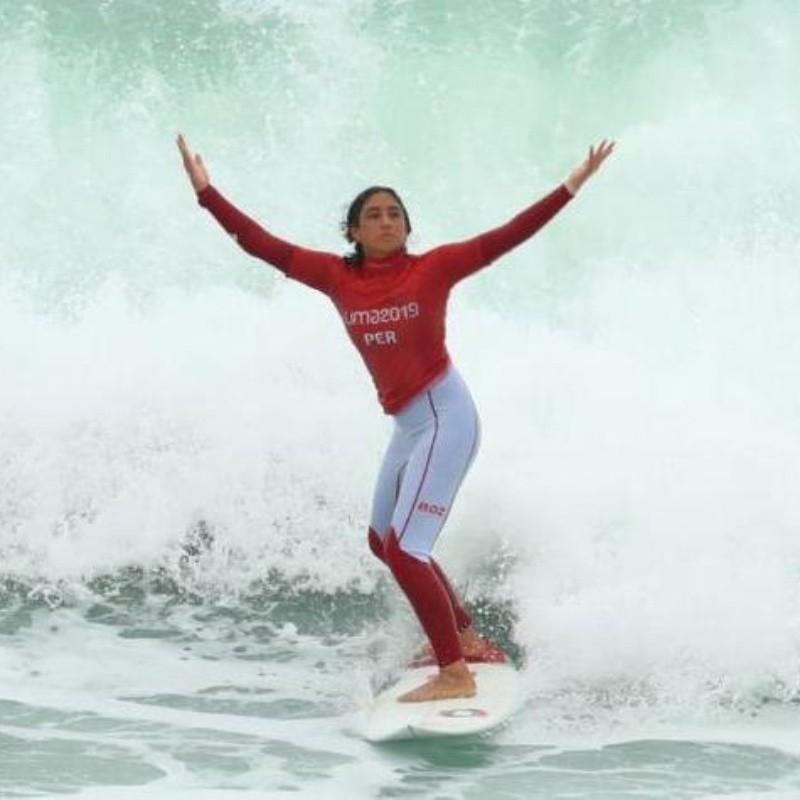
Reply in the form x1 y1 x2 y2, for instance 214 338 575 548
343 186 412 266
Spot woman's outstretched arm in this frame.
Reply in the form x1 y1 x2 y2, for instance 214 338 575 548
479 140 615 263
177 133 295 273
435 140 615 282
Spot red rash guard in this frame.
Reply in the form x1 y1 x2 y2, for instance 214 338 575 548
198 184 573 413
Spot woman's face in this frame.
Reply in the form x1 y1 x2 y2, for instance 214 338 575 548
349 191 408 258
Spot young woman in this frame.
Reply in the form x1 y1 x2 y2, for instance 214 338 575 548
177 134 614 702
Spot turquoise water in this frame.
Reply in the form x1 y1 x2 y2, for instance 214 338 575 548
2 1 800 796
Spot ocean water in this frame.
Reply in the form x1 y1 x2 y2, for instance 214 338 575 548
2 0 800 796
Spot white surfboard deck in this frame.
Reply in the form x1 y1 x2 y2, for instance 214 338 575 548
363 661 523 743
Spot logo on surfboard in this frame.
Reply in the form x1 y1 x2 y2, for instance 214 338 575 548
437 708 489 718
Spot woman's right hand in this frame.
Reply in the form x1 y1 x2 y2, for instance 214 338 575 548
177 133 210 194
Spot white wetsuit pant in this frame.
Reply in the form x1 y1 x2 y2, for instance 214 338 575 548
370 365 481 562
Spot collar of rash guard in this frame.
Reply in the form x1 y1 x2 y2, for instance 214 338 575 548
359 249 411 277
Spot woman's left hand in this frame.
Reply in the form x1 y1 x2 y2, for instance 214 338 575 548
565 140 615 195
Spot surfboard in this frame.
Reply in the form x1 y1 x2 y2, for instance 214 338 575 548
363 660 524 742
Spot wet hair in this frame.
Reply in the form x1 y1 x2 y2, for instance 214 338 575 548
343 186 412 266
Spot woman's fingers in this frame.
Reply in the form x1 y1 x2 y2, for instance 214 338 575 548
177 134 202 173
176 133 209 192
599 140 615 159
177 133 191 162
177 135 196 173
588 140 615 173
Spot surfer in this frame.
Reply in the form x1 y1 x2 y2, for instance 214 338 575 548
177 134 614 702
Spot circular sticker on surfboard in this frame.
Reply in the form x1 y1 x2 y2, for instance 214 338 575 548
438 708 489 718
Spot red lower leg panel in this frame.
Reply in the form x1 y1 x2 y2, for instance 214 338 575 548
368 527 387 564
370 528 472 631
429 559 473 632
384 530 462 667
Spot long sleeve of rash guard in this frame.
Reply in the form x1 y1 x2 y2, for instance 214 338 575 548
197 185 296 273
433 183 574 284
198 185 342 295
478 184 573 264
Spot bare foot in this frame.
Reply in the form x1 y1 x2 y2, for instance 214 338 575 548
458 626 488 658
399 660 476 703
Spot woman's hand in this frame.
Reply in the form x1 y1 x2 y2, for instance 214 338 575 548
565 140 615 195
177 133 210 194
